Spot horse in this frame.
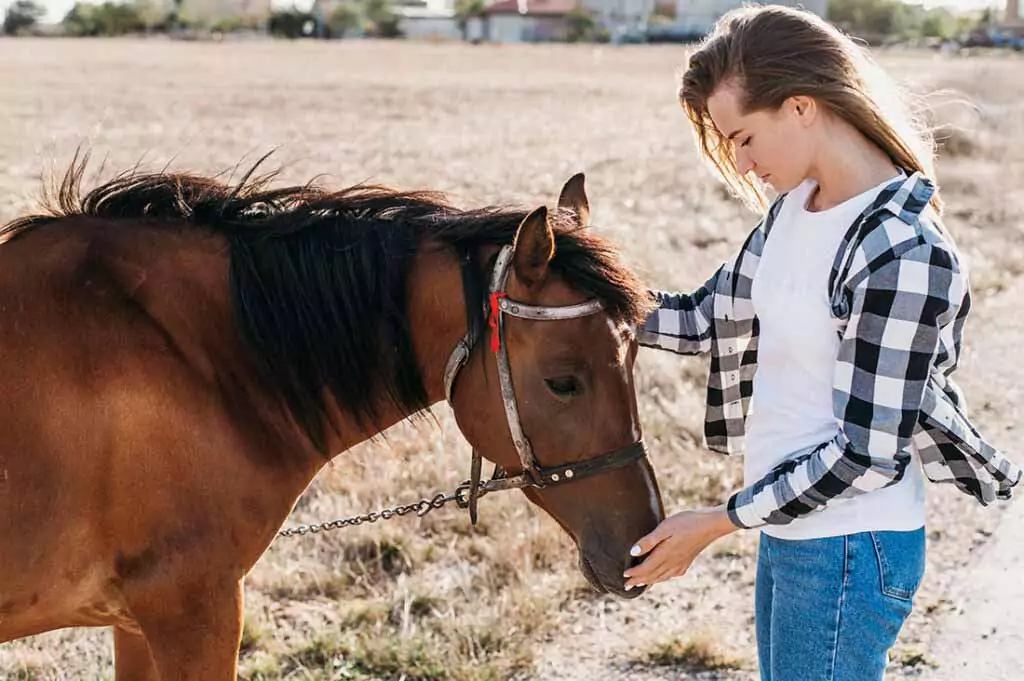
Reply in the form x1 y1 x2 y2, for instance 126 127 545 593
0 159 665 680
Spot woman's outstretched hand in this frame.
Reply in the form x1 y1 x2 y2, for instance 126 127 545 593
623 506 739 591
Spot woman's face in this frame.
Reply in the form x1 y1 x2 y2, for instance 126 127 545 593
706 83 817 195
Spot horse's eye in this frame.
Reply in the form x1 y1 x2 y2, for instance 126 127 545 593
545 376 581 398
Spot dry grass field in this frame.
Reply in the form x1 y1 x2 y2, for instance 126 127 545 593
0 36 1022 680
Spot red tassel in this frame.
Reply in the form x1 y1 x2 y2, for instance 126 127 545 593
489 292 507 353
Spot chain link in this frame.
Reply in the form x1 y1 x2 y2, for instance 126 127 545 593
276 482 476 538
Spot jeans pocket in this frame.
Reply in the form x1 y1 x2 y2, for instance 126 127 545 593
869 529 926 602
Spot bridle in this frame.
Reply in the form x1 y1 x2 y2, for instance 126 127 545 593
444 244 648 524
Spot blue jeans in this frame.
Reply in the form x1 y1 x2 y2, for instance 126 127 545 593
755 528 926 681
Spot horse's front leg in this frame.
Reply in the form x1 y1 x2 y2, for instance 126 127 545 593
114 626 159 681
128 577 244 681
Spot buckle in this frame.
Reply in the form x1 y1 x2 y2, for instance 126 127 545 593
454 480 474 509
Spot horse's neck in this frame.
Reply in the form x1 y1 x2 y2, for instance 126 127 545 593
311 240 471 459
99 226 468 466
234 242 473 559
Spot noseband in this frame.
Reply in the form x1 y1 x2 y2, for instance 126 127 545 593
444 245 648 524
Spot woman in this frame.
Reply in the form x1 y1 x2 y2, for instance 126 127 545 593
622 6 1021 680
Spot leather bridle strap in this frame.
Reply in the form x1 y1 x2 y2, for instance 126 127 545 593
467 440 649 493
444 245 647 525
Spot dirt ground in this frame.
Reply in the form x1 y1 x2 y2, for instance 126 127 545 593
0 37 1021 680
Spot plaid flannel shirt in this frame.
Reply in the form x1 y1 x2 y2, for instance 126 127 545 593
637 172 1022 529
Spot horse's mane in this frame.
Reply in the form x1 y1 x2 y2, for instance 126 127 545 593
2 157 652 453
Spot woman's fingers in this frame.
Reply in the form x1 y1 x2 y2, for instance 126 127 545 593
648 551 695 586
623 542 672 588
624 542 700 589
629 518 673 558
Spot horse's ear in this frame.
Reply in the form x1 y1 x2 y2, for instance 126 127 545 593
557 172 590 227
512 206 554 289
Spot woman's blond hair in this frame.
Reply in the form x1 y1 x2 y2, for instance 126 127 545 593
680 4 942 214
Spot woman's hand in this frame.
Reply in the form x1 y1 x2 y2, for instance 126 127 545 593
623 505 739 590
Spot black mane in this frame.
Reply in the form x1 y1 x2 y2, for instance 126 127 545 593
2 159 652 453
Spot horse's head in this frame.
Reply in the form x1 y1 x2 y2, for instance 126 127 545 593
448 175 665 598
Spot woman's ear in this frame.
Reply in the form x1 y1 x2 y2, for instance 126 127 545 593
790 95 816 126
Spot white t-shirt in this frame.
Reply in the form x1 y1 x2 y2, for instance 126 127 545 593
745 175 926 540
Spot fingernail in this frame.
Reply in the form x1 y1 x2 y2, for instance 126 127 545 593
630 545 641 557
625 584 634 591
637 583 646 588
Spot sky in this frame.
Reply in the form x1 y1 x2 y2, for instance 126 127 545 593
2 0 1007 24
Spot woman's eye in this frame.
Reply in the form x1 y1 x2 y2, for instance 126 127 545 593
741 136 752 148
545 376 580 397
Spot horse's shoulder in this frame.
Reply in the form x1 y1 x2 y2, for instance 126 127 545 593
2 217 234 387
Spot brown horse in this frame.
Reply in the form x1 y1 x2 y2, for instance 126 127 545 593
0 160 664 680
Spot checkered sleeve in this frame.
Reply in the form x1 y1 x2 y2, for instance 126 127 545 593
727 241 963 529
634 267 722 356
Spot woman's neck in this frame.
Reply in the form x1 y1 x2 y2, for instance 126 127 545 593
805 117 902 212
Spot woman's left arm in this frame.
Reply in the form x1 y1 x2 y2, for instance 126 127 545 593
624 241 964 589
728 240 964 529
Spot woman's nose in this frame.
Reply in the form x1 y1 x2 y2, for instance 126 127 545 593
736 152 756 176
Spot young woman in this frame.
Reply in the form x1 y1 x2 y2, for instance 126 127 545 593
621 6 1021 680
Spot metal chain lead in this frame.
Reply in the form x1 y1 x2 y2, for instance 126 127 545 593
276 482 477 538
274 441 646 539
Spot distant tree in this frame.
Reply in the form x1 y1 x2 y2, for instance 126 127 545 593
100 2 144 32
954 12 975 37
454 0 484 40
167 0 183 30
327 2 359 37
565 6 599 42
268 8 315 37
134 0 168 30
828 0 917 43
3 0 45 35
361 0 399 37
920 8 956 39
62 1 144 35
62 2 94 34
211 14 261 33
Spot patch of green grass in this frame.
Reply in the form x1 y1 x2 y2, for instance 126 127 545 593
340 537 412 579
342 598 391 627
239 615 268 655
388 594 445 624
266 571 355 602
266 538 416 602
238 651 285 681
283 633 447 680
639 634 747 672
288 634 346 670
9 667 43 681
273 607 538 681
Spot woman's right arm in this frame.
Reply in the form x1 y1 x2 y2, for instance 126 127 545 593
634 265 723 356
635 197 781 357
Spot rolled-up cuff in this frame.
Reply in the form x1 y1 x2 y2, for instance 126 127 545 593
726 492 764 530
